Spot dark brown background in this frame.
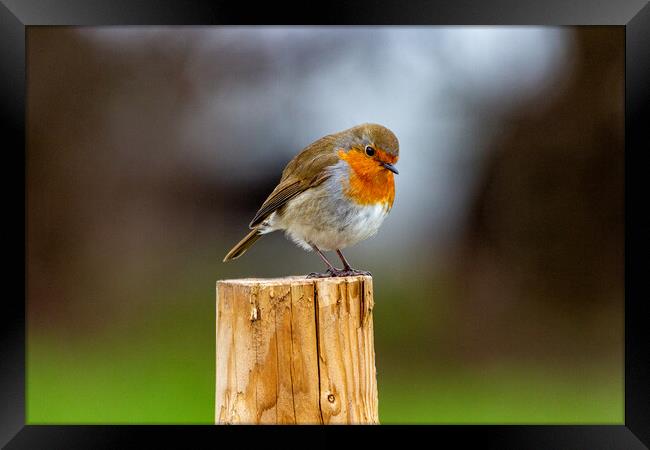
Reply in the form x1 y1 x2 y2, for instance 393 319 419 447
26 26 623 423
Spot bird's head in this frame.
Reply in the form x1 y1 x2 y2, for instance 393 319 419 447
337 123 399 177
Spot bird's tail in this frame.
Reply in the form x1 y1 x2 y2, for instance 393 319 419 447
223 229 263 262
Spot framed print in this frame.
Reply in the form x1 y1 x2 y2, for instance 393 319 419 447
2 0 649 448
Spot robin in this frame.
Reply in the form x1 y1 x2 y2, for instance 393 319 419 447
223 123 399 278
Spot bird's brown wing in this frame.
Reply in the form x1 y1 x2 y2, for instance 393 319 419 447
248 140 340 229
248 178 306 228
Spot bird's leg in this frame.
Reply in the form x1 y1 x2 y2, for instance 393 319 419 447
336 249 353 271
307 245 340 278
335 249 372 277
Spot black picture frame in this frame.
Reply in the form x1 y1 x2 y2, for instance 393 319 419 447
3 0 648 448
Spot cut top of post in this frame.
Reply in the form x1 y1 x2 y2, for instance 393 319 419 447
217 275 371 286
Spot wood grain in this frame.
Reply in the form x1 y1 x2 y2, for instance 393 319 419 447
215 275 378 424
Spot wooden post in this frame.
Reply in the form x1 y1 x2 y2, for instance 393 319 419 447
215 275 378 424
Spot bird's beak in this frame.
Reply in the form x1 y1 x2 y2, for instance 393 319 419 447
382 162 399 174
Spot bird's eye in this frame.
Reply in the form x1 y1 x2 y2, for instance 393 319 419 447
365 146 375 157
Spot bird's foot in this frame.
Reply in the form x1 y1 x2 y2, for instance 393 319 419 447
337 267 372 277
306 268 371 278
306 268 338 279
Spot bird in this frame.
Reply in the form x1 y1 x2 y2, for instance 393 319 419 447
223 123 399 278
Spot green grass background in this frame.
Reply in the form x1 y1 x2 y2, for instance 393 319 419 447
27 284 623 424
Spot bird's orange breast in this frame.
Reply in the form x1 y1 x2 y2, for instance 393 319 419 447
338 149 395 208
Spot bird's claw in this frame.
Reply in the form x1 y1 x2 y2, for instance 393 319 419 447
306 268 337 278
337 268 372 277
306 268 371 278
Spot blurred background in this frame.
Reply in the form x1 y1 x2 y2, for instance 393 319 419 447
26 26 623 424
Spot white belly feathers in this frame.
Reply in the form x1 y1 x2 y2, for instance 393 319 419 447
263 160 391 251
